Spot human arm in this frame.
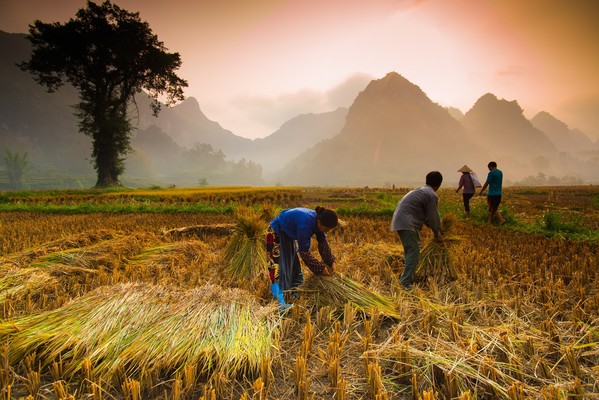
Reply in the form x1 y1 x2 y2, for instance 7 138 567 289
424 194 443 239
298 233 336 276
298 250 331 275
479 181 489 196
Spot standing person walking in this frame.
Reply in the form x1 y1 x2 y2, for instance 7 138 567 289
266 206 338 308
391 171 444 289
479 161 506 225
455 165 477 219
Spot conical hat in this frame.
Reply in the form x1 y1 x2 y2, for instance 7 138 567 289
457 165 473 173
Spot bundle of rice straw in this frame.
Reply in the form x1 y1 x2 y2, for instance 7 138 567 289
0 282 279 383
299 273 400 319
223 207 268 281
416 213 462 283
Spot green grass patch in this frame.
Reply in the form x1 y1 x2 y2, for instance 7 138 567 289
0 202 234 214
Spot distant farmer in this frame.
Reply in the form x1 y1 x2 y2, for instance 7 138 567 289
455 164 478 219
479 161 506 225
391 171 444 289
266 206 338 308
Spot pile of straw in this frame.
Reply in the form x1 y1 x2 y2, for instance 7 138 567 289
223 207 268 281
0 282 279 383
416 214 462 284
299 273 400 319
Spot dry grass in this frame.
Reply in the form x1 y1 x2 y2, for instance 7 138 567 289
0 188 597 399
0 282 280 386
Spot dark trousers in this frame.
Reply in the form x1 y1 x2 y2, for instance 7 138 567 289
398 230 420 287
462 193 474 212
277 231 304 291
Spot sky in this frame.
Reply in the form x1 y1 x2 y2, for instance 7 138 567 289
1 0 598 140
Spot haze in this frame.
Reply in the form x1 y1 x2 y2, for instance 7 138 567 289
1 0 598 140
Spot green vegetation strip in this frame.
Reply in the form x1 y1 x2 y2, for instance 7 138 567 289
0 203 234 214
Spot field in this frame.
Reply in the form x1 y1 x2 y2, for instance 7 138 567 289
0 185 597 399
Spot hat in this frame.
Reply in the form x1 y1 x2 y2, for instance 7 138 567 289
457 165 473 173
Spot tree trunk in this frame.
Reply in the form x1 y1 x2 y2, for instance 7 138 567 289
94 133 122 188
95 171 120 188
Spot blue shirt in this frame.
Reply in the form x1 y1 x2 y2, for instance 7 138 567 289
270 208 325 252
486 168 503 196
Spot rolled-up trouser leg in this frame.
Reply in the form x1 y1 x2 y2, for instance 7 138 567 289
398 230 420 287
278 231 304 291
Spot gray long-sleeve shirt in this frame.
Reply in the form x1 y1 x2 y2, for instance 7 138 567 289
390 185 442 237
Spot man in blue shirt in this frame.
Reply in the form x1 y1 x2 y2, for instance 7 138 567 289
479 161 506 225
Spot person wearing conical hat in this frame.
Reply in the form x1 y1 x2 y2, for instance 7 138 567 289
456 165 476 219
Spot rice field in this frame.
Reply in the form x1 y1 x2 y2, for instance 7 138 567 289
0 186 597 399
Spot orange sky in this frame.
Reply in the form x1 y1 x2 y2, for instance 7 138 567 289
1 0 598 140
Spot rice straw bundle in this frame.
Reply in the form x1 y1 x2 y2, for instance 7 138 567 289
299 273 400 319
163 224 235 238
0 282 279 383
224 207 268 281
127 239 212 280
28 232 158 271
0 265 97 305
416 214 462 284
0 230 120 270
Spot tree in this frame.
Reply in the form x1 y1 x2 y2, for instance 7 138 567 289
3 150 30 189
19 0 187 187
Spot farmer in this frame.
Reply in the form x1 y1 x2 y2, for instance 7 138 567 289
391 171 444 289
479 161 506 225
455 165 477 219
266 206 338 307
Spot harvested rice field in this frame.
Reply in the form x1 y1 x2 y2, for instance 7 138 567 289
0 186 597 399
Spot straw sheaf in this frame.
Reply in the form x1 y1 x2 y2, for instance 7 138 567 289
26 231 159 271
127 239 217 285
0 229 121 269
416 214 462 284
299 273 400 319
224 207 268 281
0 282 280 383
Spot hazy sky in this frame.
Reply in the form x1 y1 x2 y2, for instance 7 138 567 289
1 0 598 140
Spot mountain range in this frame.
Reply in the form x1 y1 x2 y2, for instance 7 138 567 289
1 30 597 188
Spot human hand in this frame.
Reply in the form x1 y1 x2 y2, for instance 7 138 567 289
320 267 333 277
436 235 444 243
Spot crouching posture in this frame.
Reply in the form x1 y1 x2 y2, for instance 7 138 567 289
266 206 338 308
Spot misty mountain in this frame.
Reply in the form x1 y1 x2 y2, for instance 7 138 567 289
462 93 558 158
530 111 595 153
247 108 347 174
135 96 254 157
2 30 597 188
136 95 347 174
0 31 91 174
275 72 484 186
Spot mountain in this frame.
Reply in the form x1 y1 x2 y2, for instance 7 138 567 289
2 29 597 187
530 111 595 153
135 96 254 157
248 108 347 174
276 72 482 186
462 93 557 159
0 31 91 173
137 96 348 174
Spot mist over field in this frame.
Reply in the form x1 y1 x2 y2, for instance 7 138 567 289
1 31 598 189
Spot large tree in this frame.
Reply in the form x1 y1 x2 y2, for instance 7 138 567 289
19 0 187 187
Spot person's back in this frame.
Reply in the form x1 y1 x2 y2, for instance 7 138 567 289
487 168 503 196
391 171 443 289
391 186 441 235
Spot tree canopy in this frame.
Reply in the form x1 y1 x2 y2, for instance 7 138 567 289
20 0 187 187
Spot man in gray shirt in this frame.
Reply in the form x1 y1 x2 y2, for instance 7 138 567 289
391 171 444 288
